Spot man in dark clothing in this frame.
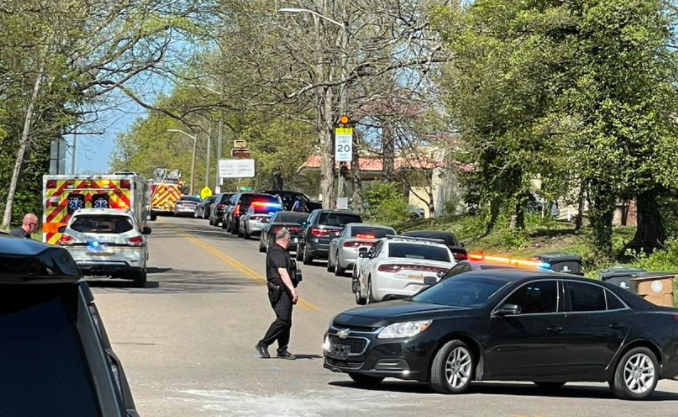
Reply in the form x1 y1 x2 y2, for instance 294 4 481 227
256 228 298 360
10 213 38 239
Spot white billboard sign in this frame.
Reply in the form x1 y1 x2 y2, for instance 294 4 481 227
219 159 255 178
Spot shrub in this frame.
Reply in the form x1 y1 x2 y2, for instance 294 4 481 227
631 239 678 272
362 182 409 225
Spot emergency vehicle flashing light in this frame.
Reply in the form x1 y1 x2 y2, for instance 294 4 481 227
468 252 551 270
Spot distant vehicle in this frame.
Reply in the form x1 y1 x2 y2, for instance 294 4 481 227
224 193 282 236
296 209 363 265
208 193 233 227
239 201 284 239
402 230 468 262
259 211 310 253
325 270 678 400
327 224 396 277
195 195 217 219
0 235 139 416
353 235 455 304
58 208 151 287
173 195 201 217
260 190 322 212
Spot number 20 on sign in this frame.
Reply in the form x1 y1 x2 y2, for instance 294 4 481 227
335 128 353 162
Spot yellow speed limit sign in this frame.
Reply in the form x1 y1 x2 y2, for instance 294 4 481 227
200 186 213 200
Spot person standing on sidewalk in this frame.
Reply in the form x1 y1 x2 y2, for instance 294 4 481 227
255 228 298 360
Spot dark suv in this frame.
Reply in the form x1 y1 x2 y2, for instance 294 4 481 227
208 192 233 227
297 209 363 265
0 236 139 416
260 190 322 212
225 193 282 236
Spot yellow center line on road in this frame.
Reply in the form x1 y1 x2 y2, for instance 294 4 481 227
159 220 321 311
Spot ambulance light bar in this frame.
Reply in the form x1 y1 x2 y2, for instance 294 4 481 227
468 253 551 270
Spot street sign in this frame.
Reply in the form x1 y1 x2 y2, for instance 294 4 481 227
200 186 213 200
335 127 353 162
219 159 255 178
231 148 251 159
234 140 247 149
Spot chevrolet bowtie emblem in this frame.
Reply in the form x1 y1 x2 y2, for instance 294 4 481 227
337 329 350 339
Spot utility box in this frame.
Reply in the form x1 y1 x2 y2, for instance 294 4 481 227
631 274 676 308
534 253 583 275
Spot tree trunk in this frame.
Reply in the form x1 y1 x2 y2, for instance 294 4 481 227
575 182 585 230
383 121 395 179
2 58 46 230
271 172 284 190
588 180 616 258
319 86 335 209
625 191 665 254
486 197 501 236
515 201 525 230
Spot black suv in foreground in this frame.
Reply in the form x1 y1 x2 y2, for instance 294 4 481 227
0 236 139 416
297 209 362 264
324 270 678 400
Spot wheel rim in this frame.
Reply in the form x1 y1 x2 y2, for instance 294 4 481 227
624 353 655 394
445 347 472 389
367 281 372 303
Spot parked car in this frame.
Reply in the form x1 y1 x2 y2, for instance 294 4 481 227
195 195 217 219
224 193 282 236
57 208 151 287
259 211 310 253
0 235 140 416
296 209 363 265
352 234 455 304
173 195 201 217
402 230 468 261
325 270 678 400
239 200 284 239
327 223 396 277
208 193 233 227
260 190 322 212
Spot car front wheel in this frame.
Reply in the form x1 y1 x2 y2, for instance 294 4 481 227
609 347 659 400
133 270 147 288
429 340 474 394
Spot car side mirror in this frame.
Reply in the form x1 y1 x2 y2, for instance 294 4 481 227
142 227 152 235
58 226 66 233
359 252 368 258
495 303 521 316
436 270 447 279
423 276 438 286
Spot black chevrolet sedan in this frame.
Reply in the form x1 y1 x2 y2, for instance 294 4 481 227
323 270 678 400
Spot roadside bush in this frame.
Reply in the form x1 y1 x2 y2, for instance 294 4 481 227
631 239 678 272
362 182 409 225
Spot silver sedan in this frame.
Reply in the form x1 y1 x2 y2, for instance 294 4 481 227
327 223 396 276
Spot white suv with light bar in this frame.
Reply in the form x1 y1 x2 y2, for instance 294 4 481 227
353 235 456 304
58 208 151 287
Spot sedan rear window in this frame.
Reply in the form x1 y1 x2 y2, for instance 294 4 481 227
351 226 394 238
388 243 450 262
180 196 201 202
71 215 134 234
275 212 310 223
318 213 362 227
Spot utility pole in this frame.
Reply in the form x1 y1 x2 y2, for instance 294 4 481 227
190 133 197 195
216 85 224 191
71 126 77 175
205 119 212 188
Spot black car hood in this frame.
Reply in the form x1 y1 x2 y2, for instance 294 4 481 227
333 300 474 328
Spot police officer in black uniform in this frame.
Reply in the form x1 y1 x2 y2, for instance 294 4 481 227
255 228 298 360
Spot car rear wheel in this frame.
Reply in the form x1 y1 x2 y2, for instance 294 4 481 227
303 244 313 265
609 347 659 400
366 278 375 303
231 221 239 235
150 212 157 221
430 340 474 394
348 373 384 385
533 382 566 389
259 239 266 253
296 244 304 261
132 270 147 288
334 252 345 276
354 281 366 305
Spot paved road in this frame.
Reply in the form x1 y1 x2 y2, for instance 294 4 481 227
91 216 678 417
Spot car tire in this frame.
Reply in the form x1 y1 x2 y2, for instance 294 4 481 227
231 221 239 235
326 252 335 272
533 382 566 389
209 216 214 226
334 252 345 276
303 244 313 265
609 346 659 400
366 277 375 303
296 244 304 261
133 270 147 288
150 212 157 222
259 240 266 253
429 340 474 394
348 373 384 385
354 281 367 305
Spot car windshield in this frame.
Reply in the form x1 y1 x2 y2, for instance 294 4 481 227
389 243 450 262
180 196 201 202
275 212 310 223
318 212 362 227
0 285 102 416
70 215 134 234
412 275 511 307
351 226 393 239
403 232 459 247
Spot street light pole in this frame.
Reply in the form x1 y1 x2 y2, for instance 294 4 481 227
167 129 198 195
205 120 212 188
187 83 224 191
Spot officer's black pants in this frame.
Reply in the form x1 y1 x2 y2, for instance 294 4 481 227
260 289 293 352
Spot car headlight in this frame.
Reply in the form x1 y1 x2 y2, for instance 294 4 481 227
377 320 432 339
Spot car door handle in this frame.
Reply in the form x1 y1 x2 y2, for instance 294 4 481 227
609 322 625 330
546 325 563 333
